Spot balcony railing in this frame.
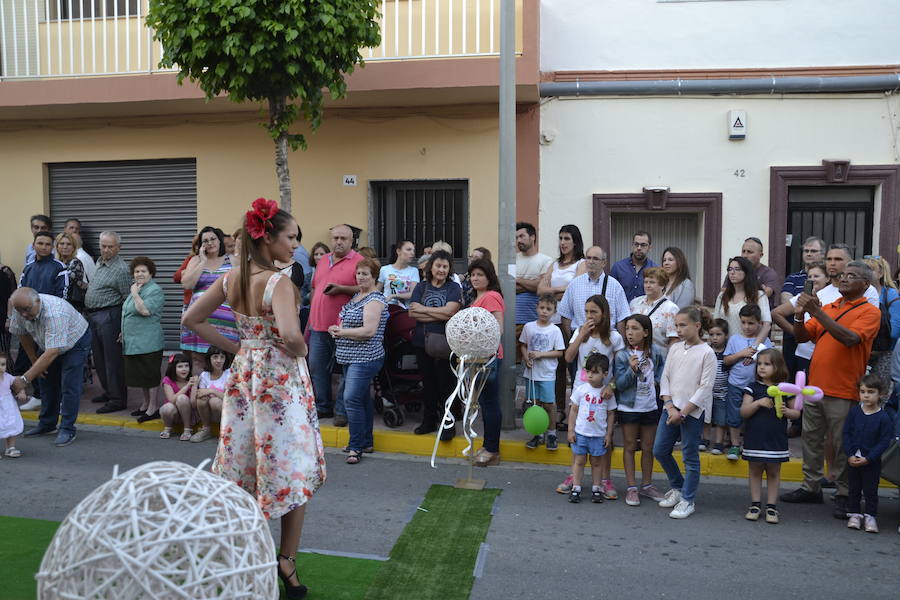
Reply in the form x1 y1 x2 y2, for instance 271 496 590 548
0 0 523 80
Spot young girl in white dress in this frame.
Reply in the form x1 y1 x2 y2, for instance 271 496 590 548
0 353 25 458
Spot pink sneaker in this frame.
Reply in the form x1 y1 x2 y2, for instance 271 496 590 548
639 484 665 502
556 475 574 494
625 487 640 506
847 513 862 530
602 479 618 500
864 515 879 533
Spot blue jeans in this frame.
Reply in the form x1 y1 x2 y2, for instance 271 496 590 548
479 358 503 453
40 330 92 434
725 383 745 428
653 410 703 502
309 329 345 416
341 358 384 452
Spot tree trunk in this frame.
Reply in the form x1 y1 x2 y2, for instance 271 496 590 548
269 96 293 213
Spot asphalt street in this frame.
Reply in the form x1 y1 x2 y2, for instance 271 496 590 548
1 424 898 599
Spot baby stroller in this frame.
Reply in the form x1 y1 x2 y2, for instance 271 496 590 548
373 306 424 427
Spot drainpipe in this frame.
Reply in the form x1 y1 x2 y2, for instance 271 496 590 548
539 73 900 97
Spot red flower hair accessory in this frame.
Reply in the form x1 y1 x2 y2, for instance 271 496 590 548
245 198 279 240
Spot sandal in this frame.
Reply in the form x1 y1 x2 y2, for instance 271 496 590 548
4 447 22 458
179 431 193 441
765 507 780 524
159 428 172 439
277 553 308 599
341 445 374 454
345 450 362 464
744 505 761 521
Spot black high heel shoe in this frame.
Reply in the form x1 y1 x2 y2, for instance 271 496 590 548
277 554 308 599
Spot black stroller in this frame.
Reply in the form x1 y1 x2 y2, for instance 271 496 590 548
373 306 424 427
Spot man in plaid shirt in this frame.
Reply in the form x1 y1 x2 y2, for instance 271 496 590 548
10 288 92 447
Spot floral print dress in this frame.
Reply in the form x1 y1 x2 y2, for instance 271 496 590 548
213 271 326 520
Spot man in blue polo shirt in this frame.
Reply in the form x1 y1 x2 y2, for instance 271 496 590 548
610 231 657 303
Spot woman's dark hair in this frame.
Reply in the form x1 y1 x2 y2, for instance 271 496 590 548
236 206 300 313
198 226 226 257
624 313 653 354
662 246 691 292
204 346 233 372
677 305 714 334
757 348 789 385
721 256 761 315
165 352 192 381
309 242 330 268
468 258 502 295
425 250 454 284
584 294 611 344
558 225 584 264
471 246 492 264
392 240 415 262
130 256 157 278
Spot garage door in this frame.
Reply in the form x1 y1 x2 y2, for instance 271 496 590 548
48 159 197 350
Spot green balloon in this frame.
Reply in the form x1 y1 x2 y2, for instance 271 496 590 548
523 405 550 436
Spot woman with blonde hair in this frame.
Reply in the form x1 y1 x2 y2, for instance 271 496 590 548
54 232 88 311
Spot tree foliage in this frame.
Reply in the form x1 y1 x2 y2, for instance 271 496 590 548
147 0 381 210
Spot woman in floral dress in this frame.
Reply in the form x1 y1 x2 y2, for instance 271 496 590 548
184 199 324 599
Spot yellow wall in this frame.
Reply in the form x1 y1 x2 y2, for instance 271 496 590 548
0 109 500 274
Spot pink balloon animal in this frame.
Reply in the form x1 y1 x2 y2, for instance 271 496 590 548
776 371 823 414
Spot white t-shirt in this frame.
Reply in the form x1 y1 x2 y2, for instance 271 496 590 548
817 283 879 308
618 349 659 413
379 264 420 308
199 369 230 392
788 295 816 360
569 329 625 387
713 289 772 343
518 321 565 381
570 382 617 438
516 252 553 280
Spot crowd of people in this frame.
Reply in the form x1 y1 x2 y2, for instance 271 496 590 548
1 211 899 536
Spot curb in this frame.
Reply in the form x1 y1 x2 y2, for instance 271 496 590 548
33 411 895 487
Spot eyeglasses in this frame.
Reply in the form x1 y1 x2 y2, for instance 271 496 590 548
802 248 823 253
585 256 605 262
201 238 218 245
837 272 865 281
863 255 881 260
632 242 649 249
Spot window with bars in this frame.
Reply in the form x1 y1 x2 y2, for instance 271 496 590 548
371 180 469 269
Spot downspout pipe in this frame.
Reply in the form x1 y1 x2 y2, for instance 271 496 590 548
539 73 900 97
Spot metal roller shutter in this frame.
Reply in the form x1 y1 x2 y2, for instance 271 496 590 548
48 159 197 350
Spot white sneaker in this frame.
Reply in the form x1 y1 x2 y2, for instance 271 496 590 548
669 499 695 519
659 489 683 508
20 396 41 411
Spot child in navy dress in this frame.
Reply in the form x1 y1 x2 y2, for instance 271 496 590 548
740 349 800 524
843 374 894 534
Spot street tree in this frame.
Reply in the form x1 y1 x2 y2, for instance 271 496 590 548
147 0 381 212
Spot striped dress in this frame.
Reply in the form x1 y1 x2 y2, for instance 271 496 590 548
180 256 239 353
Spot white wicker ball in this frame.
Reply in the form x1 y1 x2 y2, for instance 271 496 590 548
37 460 277 600
446 306 501 359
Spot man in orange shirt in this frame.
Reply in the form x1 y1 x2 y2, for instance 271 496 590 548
781 261 881 518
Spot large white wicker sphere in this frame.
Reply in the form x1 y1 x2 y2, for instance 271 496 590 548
446 306 501 358
36 461 277 599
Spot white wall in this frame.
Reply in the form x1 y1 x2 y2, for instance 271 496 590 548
538 93 900 282
541 0 900 71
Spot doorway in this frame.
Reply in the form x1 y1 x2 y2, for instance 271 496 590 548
786 186 874 273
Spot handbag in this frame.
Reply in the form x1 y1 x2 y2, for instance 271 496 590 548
424 331 452 360
880 439 900 486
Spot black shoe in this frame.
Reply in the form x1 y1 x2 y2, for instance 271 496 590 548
780 487 823 504
439 425 456 441
130 409 145 417
316 410 334 419
91 394 109 404
819 477 837 489
525 435 544 449
54 430 77 447
333 414 348 427
136 410 160 423
414 422 438 435
832 495 849 519
591 489 604 504
546 435 558 451
96 403 125 414
277 554 308 599
24 425 57 437
568 489 581 504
